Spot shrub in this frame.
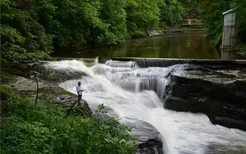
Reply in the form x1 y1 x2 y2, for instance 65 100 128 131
0 94 136 154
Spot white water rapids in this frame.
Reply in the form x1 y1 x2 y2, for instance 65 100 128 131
46 60 246 154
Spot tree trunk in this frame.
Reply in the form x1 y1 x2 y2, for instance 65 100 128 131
34 73 39 104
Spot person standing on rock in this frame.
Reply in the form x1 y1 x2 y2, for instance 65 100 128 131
76 82 84 105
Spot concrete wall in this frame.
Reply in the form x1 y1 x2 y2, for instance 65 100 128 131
222 13 238 47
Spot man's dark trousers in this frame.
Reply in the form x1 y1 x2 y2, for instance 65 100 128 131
78 95 82 105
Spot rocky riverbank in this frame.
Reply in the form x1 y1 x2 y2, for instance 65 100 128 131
0 61 165 154
148 29 206 37
164 64 246 131
3 58 246 153
100 57 246 131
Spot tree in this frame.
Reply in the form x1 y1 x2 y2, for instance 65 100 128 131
126 0 160 37
159 0 185 27
0 0 52 61
198 0 232 45
96 0 127 44
235 0 246 43
1 0 218 60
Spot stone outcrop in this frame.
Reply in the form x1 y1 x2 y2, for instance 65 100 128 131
2 74 92 117
1 61 88 83
122 118 165 154
164 66 246 130
42 66 88 82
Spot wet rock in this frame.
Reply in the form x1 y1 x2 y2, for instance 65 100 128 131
42 68 88 82
164 74 246 131
103 58 246 68
1 61 88 83
205 143 246 154
135 139 163 154
42 61 91 82
68 101 93 117
122 118 165 154
91 109 165 153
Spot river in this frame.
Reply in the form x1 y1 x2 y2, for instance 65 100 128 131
45 59 246 154
53 33 222 59
48 33 246 154
53 33 245 59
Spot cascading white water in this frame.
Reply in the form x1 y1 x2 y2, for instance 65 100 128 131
47 60 246 154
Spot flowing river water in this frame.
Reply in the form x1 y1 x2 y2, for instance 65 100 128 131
46 60 246 154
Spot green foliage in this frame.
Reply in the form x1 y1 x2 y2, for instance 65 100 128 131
197 0 246 45
1 0 194 60
236 43 246 51
96 0 127 44
0 0 53 62
0 95 136 154
0 71 17 84
126 0 160 37
159 0 185 26
0 85 18 98
235 0 246 43
198 0 231 45
49 0 127 47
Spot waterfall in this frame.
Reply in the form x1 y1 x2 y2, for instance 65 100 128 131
93 60 186 100
103 58 190 67
46 60 246 154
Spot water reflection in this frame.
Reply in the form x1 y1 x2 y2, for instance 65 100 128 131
54 33 221 59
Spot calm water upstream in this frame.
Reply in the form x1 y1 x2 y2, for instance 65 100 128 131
54 33 223 59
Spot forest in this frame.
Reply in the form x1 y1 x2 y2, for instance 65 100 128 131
1 0 246 61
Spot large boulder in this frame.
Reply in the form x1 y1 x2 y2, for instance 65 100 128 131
122 118 165 154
